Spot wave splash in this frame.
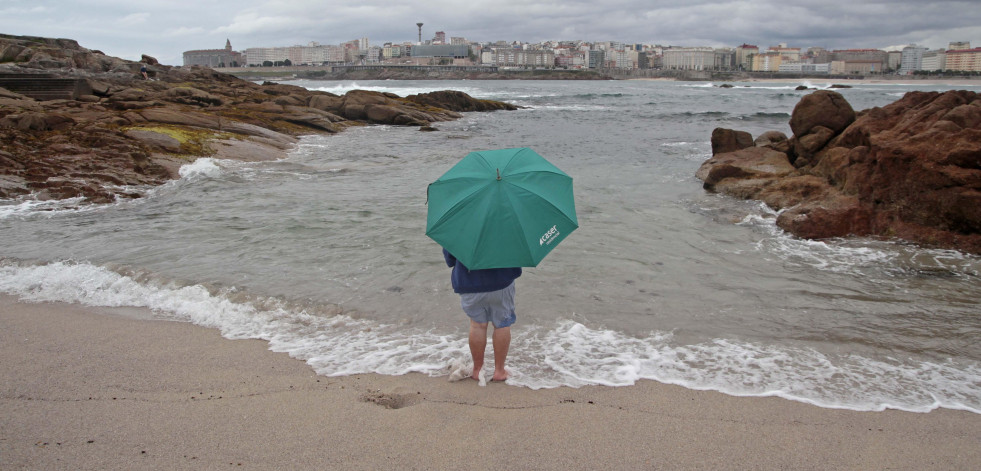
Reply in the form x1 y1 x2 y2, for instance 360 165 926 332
1 259 978 414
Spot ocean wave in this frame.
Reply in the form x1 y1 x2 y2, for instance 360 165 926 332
178 157 225 179
737 208 981 279
568 92 627 99
739 111 791 120
0 196 95 220
305 81 480 98
1 259 978 414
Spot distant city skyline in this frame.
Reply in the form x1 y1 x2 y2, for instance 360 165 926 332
2 0 979 66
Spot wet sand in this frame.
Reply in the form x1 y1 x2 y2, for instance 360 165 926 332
2 294 979 470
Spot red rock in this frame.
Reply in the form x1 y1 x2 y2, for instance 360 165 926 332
710 128 754 155
789 90 855 136
698 89 981 254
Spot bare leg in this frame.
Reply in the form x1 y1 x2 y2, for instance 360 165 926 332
468 320 488 381
491 325 510 381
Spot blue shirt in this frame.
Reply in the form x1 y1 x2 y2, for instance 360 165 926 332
443 249 522 294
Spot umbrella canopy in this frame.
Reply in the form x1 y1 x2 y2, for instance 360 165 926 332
426 147 578 269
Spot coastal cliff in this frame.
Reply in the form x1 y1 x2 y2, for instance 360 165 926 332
697 89 981 254
0 34 517 204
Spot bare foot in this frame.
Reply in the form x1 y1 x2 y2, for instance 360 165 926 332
491 370 509 382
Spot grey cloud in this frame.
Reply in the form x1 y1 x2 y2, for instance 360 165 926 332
1 0 978 65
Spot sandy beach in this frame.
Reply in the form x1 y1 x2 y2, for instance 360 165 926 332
1 294 978 470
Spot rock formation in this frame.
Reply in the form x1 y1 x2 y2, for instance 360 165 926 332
0 34 518 204
697 89 981 254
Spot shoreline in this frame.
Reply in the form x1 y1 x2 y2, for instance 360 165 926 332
2 294 979 469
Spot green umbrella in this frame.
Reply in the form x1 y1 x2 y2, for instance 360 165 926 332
426 147 578 269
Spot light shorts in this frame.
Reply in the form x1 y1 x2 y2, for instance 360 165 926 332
459 282 516 328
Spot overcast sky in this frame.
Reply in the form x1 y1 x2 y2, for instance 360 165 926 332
2 0 979 65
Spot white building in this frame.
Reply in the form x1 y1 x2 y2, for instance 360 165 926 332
920 49 946 72
899 45 928 75
778 62 831 74
482 48 555 68
663 47 717 70
244 44 344 66
608 49 636 69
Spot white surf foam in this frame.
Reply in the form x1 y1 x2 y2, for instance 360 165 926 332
2 260 978 414
178 157 225 179
0 196 93 220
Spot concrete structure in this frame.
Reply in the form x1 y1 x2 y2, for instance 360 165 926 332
714 48 735 70
408 44 470 58
768 45 801 62
920 49 946 72
807 47 830 63
417 23 423 43
735 44 759 70
608 49 636 69
483 48 555 68
899 45 928 75
663 47 716 70
830 49 887 72
183 39 244 67
588 50 605 69
751 52 783 72
949 41 971 50
778 62 831 74
831 60 881 75
946 47 981 72
887 51 902 72
243 43 345 66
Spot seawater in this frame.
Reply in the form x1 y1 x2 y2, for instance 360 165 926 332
2 80 980 413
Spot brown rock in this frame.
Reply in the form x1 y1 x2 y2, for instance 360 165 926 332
696 146 795 190
794 125 836 162
789 90 855 137
698 88 981 253
710 128 754 155
776 194 873 239
754 130 787 147
137 108 221 130
163 87 223 107
124 129 182 152
0 33 519 205
404 90 519 112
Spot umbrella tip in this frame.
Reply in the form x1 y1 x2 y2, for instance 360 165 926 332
496 168 501 181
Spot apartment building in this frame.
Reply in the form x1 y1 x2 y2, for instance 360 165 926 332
920 49 946 72
831 60 881 75
608 49 637 69
751 51 782 71
768 44 801 61
663 47 716 70
779 62 831 74
899 45 928 75
482 48 555 67
242 42 346 66
830 49 887 71
945 47 981 72
734 44 759 70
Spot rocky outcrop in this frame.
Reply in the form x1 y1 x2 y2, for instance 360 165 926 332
0 34 518 204
696 89 981 254
404 90 520 112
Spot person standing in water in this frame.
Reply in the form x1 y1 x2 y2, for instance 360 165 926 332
443 248 521 382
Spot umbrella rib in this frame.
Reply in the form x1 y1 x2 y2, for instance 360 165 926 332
499 183 536 265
